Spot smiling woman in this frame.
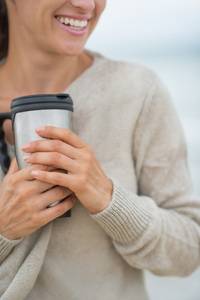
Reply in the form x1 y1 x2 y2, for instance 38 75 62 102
0 1 200 300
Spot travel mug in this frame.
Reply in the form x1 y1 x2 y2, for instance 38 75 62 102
0 93 74 217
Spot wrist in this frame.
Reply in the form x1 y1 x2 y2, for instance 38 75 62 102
89 178 113 214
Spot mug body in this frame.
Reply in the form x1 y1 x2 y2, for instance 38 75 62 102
14 109 72 169
10 93 73 170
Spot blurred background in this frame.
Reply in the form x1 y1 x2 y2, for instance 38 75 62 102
85 0 200 299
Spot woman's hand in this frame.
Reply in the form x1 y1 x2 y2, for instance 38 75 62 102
22 126 113 214
0 159 76 240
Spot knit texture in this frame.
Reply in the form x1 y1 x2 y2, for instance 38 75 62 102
0 51 200 300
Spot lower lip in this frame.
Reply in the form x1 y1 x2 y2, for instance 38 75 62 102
55 18 88 36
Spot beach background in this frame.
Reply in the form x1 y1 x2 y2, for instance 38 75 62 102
86 1 200 299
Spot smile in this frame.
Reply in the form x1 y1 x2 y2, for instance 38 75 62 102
56 16 88 31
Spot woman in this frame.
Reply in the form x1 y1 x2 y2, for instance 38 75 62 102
0 1 200 299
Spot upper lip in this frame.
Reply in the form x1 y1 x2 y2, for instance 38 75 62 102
55 14 91 21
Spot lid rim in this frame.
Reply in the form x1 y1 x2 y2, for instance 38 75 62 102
11 93 73 109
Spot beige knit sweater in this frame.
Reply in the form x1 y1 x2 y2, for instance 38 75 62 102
0 51 200 300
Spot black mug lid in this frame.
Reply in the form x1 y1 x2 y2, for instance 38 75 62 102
11 93 74 114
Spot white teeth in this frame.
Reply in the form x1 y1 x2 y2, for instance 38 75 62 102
56 16 88 29
80 20 86 27
74 20 80 27
69 19 75 26
64 17 69 25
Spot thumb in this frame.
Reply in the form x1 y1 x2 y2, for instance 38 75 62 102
7 158 19 175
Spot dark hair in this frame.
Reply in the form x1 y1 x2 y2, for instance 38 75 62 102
0 0 8 60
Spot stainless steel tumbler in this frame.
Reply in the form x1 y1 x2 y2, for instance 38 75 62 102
0 93 74 217
0 93 73 169
11 94 73 169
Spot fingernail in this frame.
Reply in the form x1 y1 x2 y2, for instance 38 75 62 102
23 154 31 162
31 170 39 177
21 142 30 151
35 126 44 134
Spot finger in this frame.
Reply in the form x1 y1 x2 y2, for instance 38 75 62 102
17 163 58 181
35 126 86 149
23 152 75 173
37 186 73 209
39 194 76 223
21 139 77 159
31 169 73 189
7 164 55 193
28 178 54 194
22 166 67 193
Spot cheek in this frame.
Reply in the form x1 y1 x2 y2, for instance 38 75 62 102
12 0 39 31
98 0 106 14
94 0 106 24
90 0 106 31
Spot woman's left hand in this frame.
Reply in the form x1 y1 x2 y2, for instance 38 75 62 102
21 126 113 214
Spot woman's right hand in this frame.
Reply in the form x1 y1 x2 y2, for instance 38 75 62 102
0 158 76 240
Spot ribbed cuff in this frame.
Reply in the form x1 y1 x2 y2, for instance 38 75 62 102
0 234 23 264
91 178 155 243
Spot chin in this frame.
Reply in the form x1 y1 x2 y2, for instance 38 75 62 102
43 37 87 58
48 31 89 57
63 49 83 57
56 43 85 57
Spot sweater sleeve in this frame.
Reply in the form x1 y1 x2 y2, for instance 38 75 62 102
0 234 23 264
91 75 200 277
0 224 52 300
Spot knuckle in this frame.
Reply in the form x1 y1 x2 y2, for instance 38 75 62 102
31 214 43 227
31 152 39 161
16 186 24 197
84 151 93 163
8 176 18 189
38 170 47 181
51 139 62 151
24 201 33 214
14 201 32 217
86 145 93 154
65 129 73 139
51 152 61 164
80 161 92 177
77 174 87 189
33 140 40 150
31 163 47 172
47 126 54 134
54 172 63 184
80 146 94 163
54 204 66 216
13 186 25 203
13 186 33 205
54 186 66 199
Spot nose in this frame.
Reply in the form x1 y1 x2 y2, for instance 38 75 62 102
70 0 95 11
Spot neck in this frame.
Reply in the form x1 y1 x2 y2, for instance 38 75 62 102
0 44 92 99
0 1 93 99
